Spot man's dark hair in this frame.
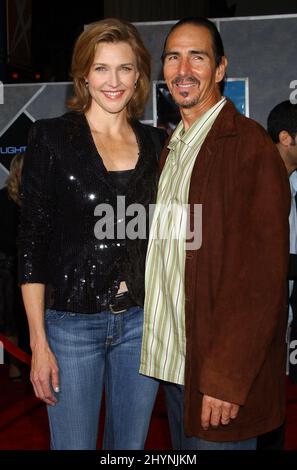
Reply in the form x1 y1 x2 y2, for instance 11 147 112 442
267 100 297 143
162 17 225 67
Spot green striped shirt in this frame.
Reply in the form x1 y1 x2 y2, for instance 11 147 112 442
140 98 226 385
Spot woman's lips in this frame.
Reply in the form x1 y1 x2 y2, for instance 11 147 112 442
101 90 125 99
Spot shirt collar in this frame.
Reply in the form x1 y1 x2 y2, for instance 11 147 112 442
167 97 226 151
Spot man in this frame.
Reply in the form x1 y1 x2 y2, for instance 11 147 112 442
256 101 297 450
267 101 297 386
140 17 290 450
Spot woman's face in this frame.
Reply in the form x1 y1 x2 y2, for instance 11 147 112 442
86 41 139 116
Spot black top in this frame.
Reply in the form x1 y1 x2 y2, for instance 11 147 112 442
109 169 134 195
18 112 167 313
109 169 135 282
0 187 19 256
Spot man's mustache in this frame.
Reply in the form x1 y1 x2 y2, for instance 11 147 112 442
172 76 199 85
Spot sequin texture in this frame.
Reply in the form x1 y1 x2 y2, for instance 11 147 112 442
18 112 167 313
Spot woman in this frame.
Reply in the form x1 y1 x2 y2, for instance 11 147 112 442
19 18 166 450
0 153 25 381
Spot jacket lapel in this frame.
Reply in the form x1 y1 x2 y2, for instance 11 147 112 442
188 99 238 206
63 112 118 191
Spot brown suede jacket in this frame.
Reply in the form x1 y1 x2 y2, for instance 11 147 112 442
160 99 290 441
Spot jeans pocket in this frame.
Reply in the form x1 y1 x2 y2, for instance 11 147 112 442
45 309 68 323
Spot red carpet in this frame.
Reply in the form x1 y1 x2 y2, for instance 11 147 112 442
0 364 171 450
0 364 296 450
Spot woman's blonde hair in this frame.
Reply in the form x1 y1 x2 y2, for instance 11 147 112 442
6 153 24 206
68 18 151 120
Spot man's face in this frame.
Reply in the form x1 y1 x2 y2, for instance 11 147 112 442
163 24 227 113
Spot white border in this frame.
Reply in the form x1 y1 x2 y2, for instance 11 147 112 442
134 13 297 26
214 13 297 22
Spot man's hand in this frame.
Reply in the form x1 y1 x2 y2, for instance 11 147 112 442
201 394 240 430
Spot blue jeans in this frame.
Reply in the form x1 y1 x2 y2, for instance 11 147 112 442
45 306 159 450
164 383 257 450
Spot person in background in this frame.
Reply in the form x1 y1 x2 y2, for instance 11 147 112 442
0 153 25 381
257 100 297 450
140 17 290 450
19 19 166 450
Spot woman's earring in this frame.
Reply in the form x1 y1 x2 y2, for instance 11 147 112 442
134 81 137 89
85 80 89 88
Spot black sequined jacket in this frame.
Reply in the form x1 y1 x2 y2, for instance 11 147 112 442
18 112 167 313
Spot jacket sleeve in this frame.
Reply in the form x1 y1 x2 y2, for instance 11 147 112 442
18 121 55 284
198 125 290 405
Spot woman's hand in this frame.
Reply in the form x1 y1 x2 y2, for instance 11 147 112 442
30 340 60 406
21 284 59 406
